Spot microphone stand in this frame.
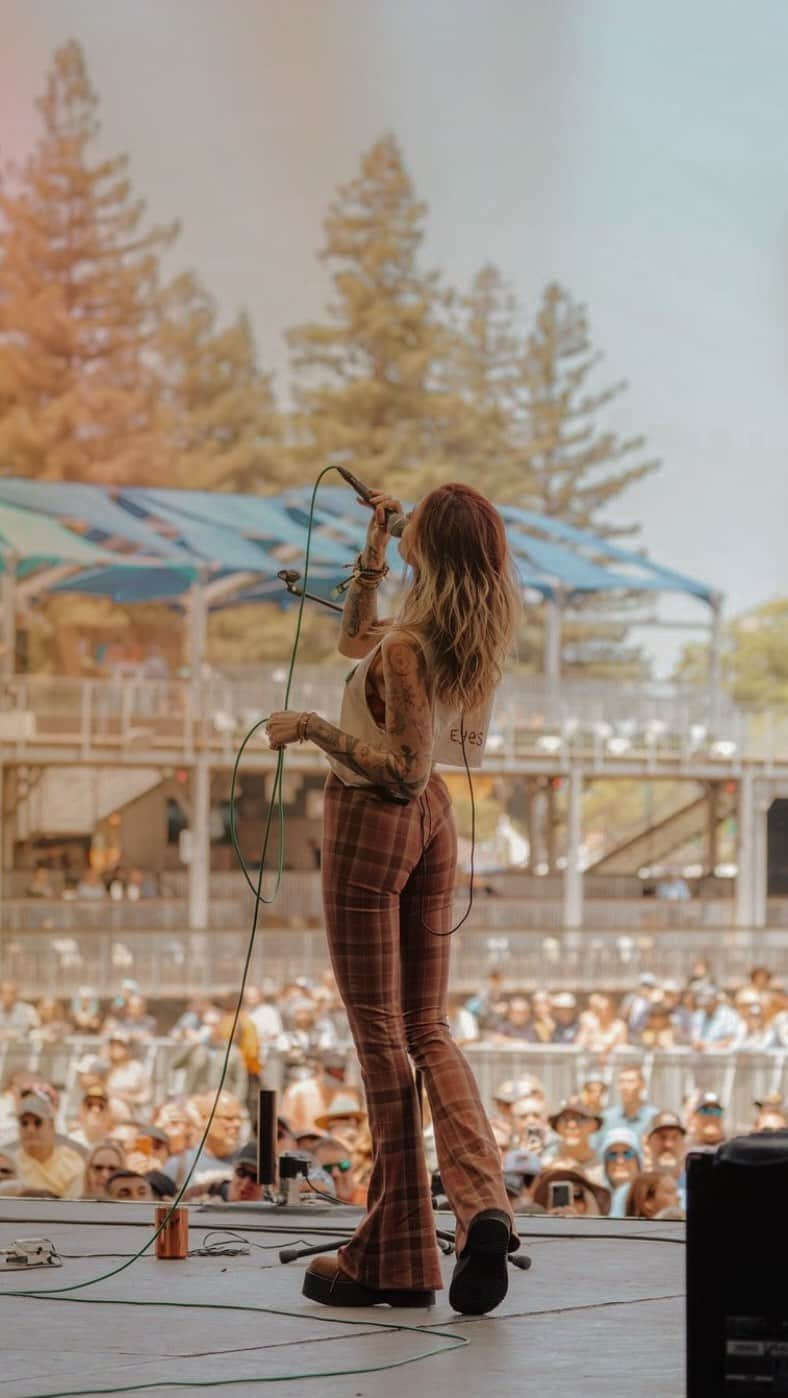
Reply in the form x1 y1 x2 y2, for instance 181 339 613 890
277 570 344 614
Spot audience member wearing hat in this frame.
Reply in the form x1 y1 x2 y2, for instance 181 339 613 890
69 1085 116 1150
225 1142 262 1203
687 1092 726 1150
502 1148 543 1210
690 987 740 1050
645 1112 687 1168
14 1093 84 1198
550 994 579 1044
280 1065 363 1137
533 1167 611 1217
544 1097 604 1184
599 1127 644 1217
312 1093 367 1147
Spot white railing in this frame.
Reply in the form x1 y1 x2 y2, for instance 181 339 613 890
2 671 788 763
0 1036 784 1134
3 925 787 998
0 894 740 935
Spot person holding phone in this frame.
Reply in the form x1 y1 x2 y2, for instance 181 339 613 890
533 1168 611 1217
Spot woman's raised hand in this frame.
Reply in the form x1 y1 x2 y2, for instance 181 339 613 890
360 488 404 557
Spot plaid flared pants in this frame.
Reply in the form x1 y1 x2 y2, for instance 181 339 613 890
321 771 516 1291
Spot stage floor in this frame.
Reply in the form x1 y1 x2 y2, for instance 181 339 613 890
0 1198 684 1398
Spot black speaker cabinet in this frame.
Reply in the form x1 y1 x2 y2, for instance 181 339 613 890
687 1132 788 1395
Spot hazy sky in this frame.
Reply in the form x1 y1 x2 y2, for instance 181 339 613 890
3 0 788 672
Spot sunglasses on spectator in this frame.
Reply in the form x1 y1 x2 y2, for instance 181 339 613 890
324 1159 352 1173
606 1148 636 1161
234 1165 258 1182
697 1105 723 1116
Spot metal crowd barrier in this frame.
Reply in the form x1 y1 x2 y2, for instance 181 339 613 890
3 926 787 999
0 894 740 935
0 1037 785 1135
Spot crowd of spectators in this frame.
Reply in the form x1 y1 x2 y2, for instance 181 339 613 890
25 863 160 902
0 960 785 1218
456 963 788 1054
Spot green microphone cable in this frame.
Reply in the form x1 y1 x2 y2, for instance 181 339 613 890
0 465 470 1395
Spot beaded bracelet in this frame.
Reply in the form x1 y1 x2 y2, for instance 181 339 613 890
335 554 390 594
296 711 315 742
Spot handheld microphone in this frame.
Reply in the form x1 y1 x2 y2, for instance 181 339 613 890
336 466 407 538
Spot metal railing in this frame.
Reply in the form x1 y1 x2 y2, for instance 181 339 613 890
0 894 742 934
0 1036 783 1134
3 925 786 998
2 671 788 764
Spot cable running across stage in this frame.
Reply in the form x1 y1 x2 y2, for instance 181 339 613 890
1 468 525 1395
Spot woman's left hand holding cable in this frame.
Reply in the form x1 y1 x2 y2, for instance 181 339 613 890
266 710 313 749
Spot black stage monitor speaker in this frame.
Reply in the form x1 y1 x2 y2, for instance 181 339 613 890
687 1132 788 1396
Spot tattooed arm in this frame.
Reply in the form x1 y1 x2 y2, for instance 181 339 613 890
307 632 434 798
337 569 391 659
337 488 402 658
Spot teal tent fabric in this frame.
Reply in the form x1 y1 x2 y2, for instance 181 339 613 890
0 501 126 567
0 478 715 609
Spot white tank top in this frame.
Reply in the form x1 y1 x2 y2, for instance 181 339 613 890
325 631 495 789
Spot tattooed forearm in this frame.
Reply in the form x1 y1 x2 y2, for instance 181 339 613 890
342 580 378 641
306 716 427 797
339 544 390 646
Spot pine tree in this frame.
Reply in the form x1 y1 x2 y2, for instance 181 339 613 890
287 135 460 498
505 282 660 676
158 273 284 493
0 40 177 483
445 263 533 489
507 281 658 529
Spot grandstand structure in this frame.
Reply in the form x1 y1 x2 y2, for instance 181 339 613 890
0 479 783 974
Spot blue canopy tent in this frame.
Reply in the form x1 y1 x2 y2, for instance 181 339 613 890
0 478 720 691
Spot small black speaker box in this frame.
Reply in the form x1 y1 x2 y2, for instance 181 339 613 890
686 1132 788 1396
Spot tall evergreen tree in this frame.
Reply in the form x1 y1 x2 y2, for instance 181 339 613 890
446 263 532 488
508 281 658 529
159 273 283 493
287 135 461 498
0 40 177 483
507 282 660 676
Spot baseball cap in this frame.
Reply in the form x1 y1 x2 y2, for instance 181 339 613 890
646 1111 687 1137
601 1126 642 1154
551 992 577 1009
548 1095 604 1130
75 1055 108 1077
17 1093 54 1121
694 1092 724 1112
639 973 657 987
135 1124 171 1149
234 1143 259 1174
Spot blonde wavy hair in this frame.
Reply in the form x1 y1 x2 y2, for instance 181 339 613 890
396 483 520 713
